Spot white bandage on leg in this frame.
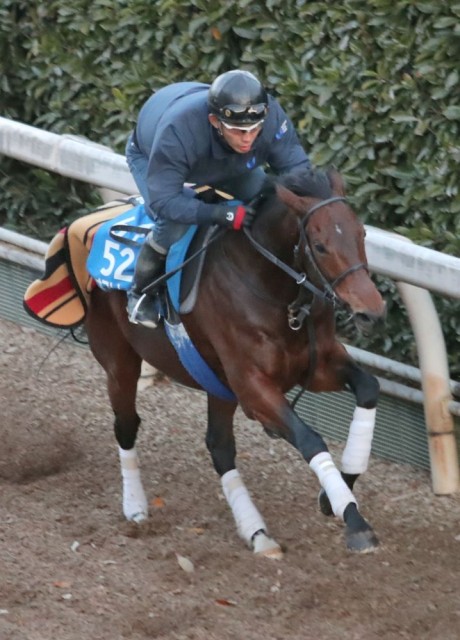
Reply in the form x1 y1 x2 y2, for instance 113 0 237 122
341 407 376 475
119 447 148 522
221 469 267 544
309 451 356 519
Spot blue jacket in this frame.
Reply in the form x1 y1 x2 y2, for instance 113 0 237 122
133 81 311 224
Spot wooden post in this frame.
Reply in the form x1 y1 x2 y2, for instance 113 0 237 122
398 282 460 494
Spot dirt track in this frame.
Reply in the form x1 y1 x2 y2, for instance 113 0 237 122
1 318 460 640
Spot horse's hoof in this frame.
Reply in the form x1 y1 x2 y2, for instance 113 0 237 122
128 511 148 524
318 488 334 517
346 527 379 553
252 531 284 560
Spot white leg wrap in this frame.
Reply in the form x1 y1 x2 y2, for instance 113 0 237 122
119 447 148 522
309 452 356 519
341 407 376 475
221 469 267 544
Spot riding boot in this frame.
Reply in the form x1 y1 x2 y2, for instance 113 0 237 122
127 241 166 329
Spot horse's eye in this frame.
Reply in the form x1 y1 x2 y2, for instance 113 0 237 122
314 242 327 254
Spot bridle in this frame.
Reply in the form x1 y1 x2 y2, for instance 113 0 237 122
296 196 367 300
244 195 368 330
245 193 368 407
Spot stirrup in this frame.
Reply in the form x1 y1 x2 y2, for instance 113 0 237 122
127 292 160 329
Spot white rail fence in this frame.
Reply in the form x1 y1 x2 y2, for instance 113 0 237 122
0 116 459 495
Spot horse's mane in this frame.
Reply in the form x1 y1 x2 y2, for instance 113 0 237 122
254 168 333 215
276 168 333 199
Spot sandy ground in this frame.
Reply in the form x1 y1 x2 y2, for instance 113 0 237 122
1 318 460 640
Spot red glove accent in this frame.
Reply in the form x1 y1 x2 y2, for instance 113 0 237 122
232 205 247 230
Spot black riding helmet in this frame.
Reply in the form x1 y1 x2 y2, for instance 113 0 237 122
208 70 268 126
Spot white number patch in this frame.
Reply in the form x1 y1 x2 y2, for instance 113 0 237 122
99 240 135 282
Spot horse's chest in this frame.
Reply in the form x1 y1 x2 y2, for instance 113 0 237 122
275 341 310 382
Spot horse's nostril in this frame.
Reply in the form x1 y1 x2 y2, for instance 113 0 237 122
355 312 372 325
354 312 385 336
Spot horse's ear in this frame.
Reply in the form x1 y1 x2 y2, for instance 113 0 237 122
327 167 346 197
275 183 307 216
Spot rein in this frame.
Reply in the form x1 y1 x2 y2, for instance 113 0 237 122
142 226 226 294
242 229 334 304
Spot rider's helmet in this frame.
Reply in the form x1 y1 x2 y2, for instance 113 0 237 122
208 70 268 127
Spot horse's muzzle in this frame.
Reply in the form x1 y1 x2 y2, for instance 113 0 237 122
353 306 387 337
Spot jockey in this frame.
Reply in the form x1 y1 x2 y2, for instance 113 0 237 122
126 69 311 328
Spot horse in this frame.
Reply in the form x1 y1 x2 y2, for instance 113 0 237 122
84 167 386 558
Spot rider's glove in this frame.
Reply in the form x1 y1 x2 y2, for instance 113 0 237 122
209 203 257 230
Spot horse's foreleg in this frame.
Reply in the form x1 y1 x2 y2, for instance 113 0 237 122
342 361 380 481
288 408 378 552
319 361 379 516
206 395 282 559
242 381 378 553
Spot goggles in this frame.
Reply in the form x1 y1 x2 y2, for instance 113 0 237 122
221 119 265 132
218 102 268 122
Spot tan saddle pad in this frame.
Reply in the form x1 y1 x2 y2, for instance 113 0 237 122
23 200 134 328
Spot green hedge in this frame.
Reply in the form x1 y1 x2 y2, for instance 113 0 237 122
1 0 459 374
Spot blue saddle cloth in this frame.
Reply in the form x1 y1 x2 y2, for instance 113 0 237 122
86 202 154 291
87 204 236 402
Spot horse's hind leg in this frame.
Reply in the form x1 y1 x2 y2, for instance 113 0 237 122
114 370 149 524
86 299 148 523
319 360 379 519
206 395 283 559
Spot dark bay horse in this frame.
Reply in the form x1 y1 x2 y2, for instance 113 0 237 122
85 168 386 558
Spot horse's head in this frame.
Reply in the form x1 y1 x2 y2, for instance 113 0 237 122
272 168 386 334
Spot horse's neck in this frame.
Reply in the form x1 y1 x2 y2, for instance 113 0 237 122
255 206 298 261
221 208 300 299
